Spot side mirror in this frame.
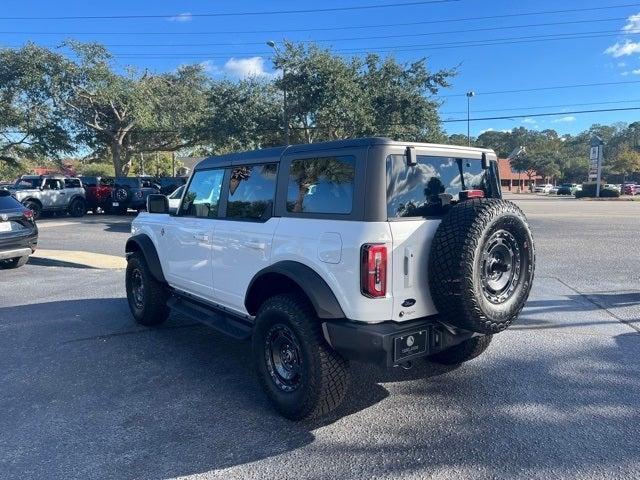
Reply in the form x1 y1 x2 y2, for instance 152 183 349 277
481 153 489 170
147 194 169 214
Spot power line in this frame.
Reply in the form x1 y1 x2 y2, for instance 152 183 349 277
45 31 623 59
441 99 640 116
1 17 628 47
0 3 636 34
3 106 639 136
442 106 640 123
442 80 640 98
0 0 460 20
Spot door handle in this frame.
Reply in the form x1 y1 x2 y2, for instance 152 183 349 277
59 192 66 195
246 240 266 250
193 233 210 243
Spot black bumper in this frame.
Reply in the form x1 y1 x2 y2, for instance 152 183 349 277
322 316 475 367
0 230 38 257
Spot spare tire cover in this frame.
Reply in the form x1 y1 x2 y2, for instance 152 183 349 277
429 198 535 334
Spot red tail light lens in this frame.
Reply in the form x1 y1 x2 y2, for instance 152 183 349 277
23 209 34 220
459 189 485 200
361 244 387 298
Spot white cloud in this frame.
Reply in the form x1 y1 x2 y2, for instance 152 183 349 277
168 12 192 22
618 62 627 67
622 71 630 76
521 118 537 125
604 40 640 58
199 60 219 73
623 13 640 33
223 57 272 79
633 69 640 75
552 116 576 123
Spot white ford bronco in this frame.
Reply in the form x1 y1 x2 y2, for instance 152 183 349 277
10 175 86 220
125 138 535 420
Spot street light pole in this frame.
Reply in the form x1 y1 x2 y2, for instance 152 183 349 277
267 40 289 145
466 91 475 147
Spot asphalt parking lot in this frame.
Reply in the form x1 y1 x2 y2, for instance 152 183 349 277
1 196 639 480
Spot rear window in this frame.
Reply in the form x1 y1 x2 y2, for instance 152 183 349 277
386 155 489 219
0 192 22 210
226 164 278 220
65 178 81 188
286 156 355 215
114 178 140 188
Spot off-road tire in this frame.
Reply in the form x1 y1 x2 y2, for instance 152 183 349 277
429 198 535 334
23 200 42 220
429 335 493 365
0 255 29 269
252 294 350 420
125 251 169 326
68 198 86 217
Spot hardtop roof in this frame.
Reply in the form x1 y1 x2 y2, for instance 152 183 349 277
196 137 496 170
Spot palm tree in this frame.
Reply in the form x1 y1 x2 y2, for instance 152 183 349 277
289 157 354 212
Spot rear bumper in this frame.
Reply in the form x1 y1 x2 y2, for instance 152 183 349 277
322 316 476 367
0 231 37 259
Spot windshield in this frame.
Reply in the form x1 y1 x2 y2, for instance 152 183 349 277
13 178 41 189
386 154 491 219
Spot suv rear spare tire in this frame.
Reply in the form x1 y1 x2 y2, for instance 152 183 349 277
429 198 534 334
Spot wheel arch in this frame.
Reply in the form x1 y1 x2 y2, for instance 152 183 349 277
125 234 166 283
245 261 346 319
22 197 42 207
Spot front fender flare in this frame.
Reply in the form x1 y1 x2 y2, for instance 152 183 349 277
125 234 166 283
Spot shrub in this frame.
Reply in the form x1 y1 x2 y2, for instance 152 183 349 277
576 182 619 198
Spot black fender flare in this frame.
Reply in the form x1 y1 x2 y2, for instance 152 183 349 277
125 234 166 283
68 194 85 205
245 261 345 319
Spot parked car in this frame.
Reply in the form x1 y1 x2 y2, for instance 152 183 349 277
0 189 38 269
9 175 86 220
605 184 621 192
110 177 161 214
167 184 184 213
622 183 637 195
79 176 114 213
557 183 580 196
155 176 188 196
125 138 535 419
534 183 554 194
548 186 559 195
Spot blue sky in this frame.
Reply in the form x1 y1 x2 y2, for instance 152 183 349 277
2 0 640 138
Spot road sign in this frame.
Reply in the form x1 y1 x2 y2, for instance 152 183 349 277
589 137 604 195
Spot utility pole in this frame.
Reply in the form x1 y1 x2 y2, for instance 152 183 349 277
466 91 475 146
172 152 176 177
267 40 289 145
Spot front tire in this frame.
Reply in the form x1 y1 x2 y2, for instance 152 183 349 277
125 251 169 326
429 335 493 365
252 294 350 420
0 255 29 269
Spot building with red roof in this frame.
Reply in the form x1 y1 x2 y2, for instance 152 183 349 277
497 158 542 192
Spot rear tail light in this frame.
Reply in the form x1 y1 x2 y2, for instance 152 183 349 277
361 244 387 298
23 209 34 220
459 189 485 200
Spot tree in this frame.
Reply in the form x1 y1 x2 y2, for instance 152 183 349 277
272 42 454 144
57 41 211 176
611 147 640 179
0 44 73 166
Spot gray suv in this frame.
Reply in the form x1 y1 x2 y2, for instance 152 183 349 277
10 175 86 220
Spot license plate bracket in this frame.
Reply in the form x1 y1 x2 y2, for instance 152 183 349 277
393 330 428 363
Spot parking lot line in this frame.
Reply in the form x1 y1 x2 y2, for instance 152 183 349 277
30 249 126 269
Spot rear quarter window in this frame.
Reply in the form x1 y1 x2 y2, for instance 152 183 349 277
386 155 489 219
286 156 355 215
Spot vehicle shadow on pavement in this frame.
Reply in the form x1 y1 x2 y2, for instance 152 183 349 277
2 298 639 479
0 298 390 479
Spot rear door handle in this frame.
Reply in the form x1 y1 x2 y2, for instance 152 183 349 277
246 240 266 250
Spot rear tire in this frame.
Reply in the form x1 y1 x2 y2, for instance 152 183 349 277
125 251 169 326
428 335 493 365
68 198 86 217
0 255 29 269
252 294 350 420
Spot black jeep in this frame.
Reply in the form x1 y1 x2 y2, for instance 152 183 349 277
110 177 160 214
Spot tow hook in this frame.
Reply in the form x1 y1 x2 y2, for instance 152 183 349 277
399 361 413 370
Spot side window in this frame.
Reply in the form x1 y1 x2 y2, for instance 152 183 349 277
44 179 62 190
181 169 224 218
226 164 277 220
286 156 355 214
64 179 81 189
